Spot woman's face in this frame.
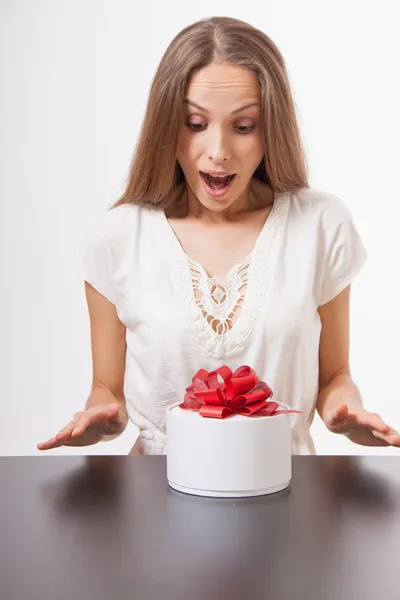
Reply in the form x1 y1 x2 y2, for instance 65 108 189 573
176 62 265 214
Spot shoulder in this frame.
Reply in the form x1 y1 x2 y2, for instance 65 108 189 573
87 203 148 240
77 202 158 271
288 187 355 230
287 189 367 305
82 202 160 254
76 203 158 306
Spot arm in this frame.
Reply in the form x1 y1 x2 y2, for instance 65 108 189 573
316 285 363 421
316 285 399 446
84 280 128 419
37 282 128 450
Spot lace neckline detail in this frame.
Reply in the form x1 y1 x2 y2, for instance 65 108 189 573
154 192 290 358
188 253 251 336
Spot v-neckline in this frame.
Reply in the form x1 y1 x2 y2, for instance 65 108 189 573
154 191 289 359
161 198 280 281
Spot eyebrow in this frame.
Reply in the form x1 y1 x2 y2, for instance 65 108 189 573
185 100 260 115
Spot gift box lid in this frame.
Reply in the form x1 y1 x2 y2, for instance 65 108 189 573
168 401 292 421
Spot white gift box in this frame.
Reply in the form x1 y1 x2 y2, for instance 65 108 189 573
166 401 292 498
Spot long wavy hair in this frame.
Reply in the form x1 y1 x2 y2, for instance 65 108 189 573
111 16 309 211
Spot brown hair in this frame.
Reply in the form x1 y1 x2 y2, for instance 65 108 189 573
111 16 309 211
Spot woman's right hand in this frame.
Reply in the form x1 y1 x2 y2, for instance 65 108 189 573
37 402 128 450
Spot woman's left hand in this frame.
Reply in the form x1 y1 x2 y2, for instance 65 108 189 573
324 403 400 447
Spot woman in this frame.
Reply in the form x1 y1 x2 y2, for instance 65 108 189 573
38 16 399 454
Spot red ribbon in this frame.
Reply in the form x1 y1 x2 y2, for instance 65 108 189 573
179 365 303 419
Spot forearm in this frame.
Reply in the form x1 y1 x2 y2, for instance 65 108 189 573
316 372 363 424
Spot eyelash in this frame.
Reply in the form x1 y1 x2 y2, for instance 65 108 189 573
186 123 256 135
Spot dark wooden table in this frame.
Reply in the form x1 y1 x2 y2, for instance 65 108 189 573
1 456 400 600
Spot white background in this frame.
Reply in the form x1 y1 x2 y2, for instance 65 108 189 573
1 0 399 456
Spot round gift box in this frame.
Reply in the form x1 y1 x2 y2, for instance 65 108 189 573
166 401 292 498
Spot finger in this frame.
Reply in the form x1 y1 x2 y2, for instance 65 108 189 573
372 428 400 446
105 402 120 417
77 403 121 434
70 403 119 436
70 413 92 437
347 412 391 434
39 417 85 448
55 421 76 441
326 403 348 426
372 419 391 434
37 437 65 450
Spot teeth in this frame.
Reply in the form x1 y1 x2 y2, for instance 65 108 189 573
202 172 233 178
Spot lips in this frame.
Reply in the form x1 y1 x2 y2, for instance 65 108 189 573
200 170 236 177
198 171 237 198
199 172 236 186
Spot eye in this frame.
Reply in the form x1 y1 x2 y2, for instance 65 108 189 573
186 122 256 134
186 122 205 132
236 125 256 134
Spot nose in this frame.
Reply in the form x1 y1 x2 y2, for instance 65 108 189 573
206 127 230 163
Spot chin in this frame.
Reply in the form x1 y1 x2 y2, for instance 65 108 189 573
190 185 235 208
200 198 236 212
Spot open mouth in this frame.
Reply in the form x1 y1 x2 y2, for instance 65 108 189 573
199 172 236 191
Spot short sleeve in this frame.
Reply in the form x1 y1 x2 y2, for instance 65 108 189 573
75 215 119 306
318 198 367 306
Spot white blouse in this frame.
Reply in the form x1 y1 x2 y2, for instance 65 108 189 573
76 187 367 455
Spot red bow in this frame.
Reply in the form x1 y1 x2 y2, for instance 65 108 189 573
179 365 302 419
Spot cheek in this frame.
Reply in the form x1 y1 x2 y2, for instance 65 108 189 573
236 136 264 160
177 131 198 165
